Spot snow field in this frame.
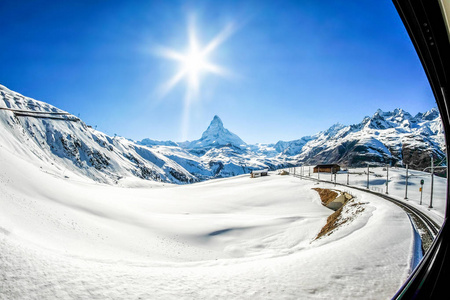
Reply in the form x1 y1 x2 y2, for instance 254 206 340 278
0 143 416 299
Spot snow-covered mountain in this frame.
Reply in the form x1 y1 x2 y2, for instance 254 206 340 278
0 84 199 184
288 108 445 170
0 83 445 185
184 115 246 151
138 138 178 147
0 84 292 184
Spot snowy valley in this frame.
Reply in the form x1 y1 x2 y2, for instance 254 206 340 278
0 83 447 299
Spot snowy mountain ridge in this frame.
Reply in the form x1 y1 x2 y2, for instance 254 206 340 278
0 84 199 184
288 107 445 170
0 83 445 184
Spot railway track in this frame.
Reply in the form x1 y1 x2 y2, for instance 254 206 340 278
291 173 441 252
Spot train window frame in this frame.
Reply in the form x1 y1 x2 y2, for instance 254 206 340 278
393 0 450 298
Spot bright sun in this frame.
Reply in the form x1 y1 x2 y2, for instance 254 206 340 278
184 50 205 74
158 18 234 96
182 42 210 92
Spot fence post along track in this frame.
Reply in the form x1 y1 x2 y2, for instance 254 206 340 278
430 156 434 209
366 164 370 189
404 164 409 200
386 164 389 194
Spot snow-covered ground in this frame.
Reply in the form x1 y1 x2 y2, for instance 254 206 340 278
290 166 447 225
1 143 421 299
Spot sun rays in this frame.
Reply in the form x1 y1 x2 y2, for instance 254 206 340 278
156 16 235 140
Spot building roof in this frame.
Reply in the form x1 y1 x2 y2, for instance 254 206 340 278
314 164 340 168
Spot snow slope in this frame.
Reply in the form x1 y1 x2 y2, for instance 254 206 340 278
0 141 415 299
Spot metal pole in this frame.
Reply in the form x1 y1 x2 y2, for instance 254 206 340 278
430 158 434 209
420 183 423 205
334 173 336 186
309 166 311 177
347 167 350 185
385 164 389 194
367 164 369 189
331 168 333 181
404 164 408 200
318 166 320 181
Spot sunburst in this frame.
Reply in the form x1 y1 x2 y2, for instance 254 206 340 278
158 19 234 96
156 16 235 139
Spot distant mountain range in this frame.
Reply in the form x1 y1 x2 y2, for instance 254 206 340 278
0 84 445 184
272 108 445 171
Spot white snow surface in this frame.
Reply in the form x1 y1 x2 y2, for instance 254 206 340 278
1 140 416 299
0 83 444 299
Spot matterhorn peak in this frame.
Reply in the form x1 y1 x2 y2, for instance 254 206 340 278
207 115 224 129
212 115 222 123
187 115 246 150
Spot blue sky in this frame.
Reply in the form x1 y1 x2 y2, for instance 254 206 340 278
0 0 436 143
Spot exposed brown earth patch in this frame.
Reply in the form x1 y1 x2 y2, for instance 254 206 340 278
312 188 364 240
315 206 346 240
312 188 338 206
